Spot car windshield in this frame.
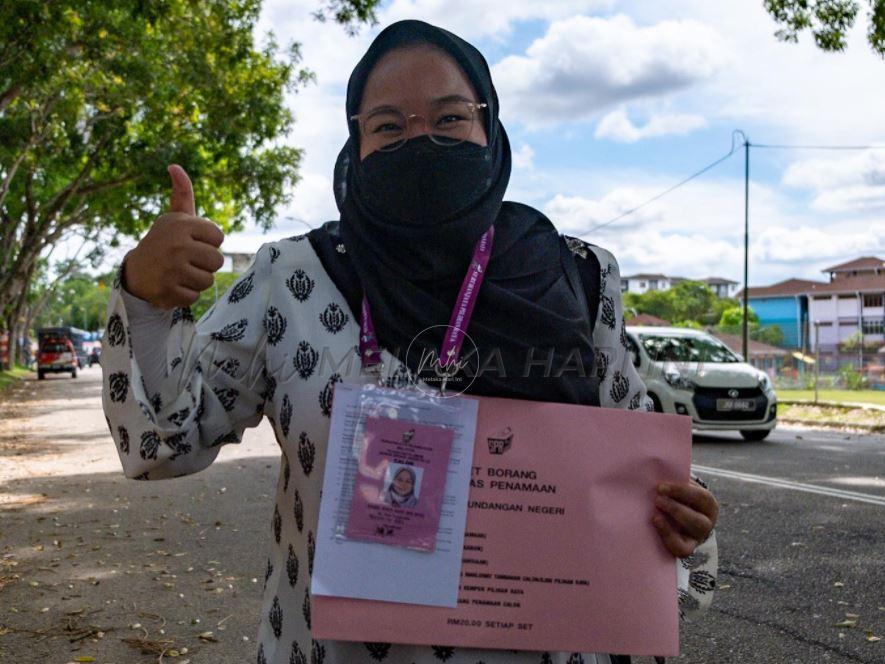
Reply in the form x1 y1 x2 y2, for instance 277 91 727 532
639 334 740 363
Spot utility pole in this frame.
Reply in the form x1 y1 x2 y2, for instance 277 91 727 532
814 322 820 404
742 136 751 360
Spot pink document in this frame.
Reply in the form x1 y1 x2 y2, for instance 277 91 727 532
312 393 692 656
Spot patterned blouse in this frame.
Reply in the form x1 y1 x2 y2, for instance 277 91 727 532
100 232 717 664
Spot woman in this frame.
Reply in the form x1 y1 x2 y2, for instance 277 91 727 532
384 466 419 508
102 19 718 664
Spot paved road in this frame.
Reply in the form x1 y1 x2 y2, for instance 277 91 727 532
686 428 884 663
0 366 882 663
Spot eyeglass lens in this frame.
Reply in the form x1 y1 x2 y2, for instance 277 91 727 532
362 101 479 151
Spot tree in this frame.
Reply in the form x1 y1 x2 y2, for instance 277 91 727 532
669 281 716 323
717 305 785 346
0 0 380 368
763 0 885 56
719 306 760 329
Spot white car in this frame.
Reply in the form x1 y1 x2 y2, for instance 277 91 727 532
625 326 778 441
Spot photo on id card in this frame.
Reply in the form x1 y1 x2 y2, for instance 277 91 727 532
345 415 454 552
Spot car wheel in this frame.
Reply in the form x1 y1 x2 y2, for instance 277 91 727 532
649 393 663 413
740 429 770 441
38 370 45 380
71 368 78 379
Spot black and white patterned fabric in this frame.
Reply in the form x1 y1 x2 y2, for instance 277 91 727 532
101 234 716 664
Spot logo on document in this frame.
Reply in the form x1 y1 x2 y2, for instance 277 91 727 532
402 428 415 443
487 426 513 455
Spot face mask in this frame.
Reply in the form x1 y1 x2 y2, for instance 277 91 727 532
358 135 494 226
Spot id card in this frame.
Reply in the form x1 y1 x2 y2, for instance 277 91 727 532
312 381 479 608
345 416 455 552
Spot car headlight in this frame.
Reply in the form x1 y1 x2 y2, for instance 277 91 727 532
664 371 695 391
758 373 772 391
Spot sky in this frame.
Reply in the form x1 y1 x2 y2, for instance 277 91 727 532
107 0 885 287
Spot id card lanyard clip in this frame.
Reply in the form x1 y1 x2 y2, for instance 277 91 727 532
358 226 495 396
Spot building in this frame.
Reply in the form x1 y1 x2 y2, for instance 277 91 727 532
739 256 885 352
807 275 885 352
620 273 739 296
221 252 256 274
822 256 884 281
620 273 675 294
701 277 740 299
740 278 824 350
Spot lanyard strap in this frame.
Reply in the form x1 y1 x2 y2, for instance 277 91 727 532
359 226 495 377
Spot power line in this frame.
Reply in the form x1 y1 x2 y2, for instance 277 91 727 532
752 143 885 150
583 130 746 234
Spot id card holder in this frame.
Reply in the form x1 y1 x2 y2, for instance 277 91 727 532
330 379 463 553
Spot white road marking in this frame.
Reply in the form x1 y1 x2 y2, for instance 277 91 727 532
692 464 885 507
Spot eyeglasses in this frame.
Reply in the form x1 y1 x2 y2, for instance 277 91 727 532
350 100 488 152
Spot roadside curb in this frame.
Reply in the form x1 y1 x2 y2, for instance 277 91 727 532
779 417 885 434
779 399 885 412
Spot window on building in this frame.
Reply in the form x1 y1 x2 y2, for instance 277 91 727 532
837 294 855 299
812 295 831 300
640 281 647 288
863 292 884 308
862 319 885 335
648 280 658 290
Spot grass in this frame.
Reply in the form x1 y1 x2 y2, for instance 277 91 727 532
780 403 885 430
0 364 31 394
776 389 885 407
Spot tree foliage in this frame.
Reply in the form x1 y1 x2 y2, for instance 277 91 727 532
763 0 885 56
624 281 721 325
0 0 380 365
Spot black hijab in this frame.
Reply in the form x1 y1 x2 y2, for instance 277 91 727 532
308 19 599 405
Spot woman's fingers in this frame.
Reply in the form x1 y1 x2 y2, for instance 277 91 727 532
179 263 215 293
188 241 226 273
659 482 719 523
652 513 698 558
654 494 713 542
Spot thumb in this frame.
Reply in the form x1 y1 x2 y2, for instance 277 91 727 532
168 164 196 216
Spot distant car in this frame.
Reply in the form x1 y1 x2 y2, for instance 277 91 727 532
88 345 101 366
37 337 78 380
625 326 777 441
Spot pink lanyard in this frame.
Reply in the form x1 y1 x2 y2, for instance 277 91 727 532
359 226 495 390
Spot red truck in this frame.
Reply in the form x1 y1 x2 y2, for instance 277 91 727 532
37 336 78 379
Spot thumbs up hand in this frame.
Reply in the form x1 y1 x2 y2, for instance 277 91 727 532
122 165 226 309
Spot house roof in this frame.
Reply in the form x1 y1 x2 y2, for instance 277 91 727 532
626 313 670 326
804 274 885 295
622 273 670 281
712 332 789 357
822 256 883 273
703 276 739 285
739 278 827 299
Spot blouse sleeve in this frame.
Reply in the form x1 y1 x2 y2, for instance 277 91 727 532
577 241 718 621
100 241 276 480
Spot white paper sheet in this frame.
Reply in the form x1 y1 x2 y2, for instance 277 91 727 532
311 381 479 608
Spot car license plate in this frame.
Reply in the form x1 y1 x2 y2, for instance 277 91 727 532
716 398 755 412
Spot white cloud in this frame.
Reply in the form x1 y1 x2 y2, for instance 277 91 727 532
781 150 885 213
543 189 666 234
634 0 885 144
534 173 885 283
512 143 535 169
594 108 707 142
492 14 725 126
380 0 615 41
753 225 885 265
